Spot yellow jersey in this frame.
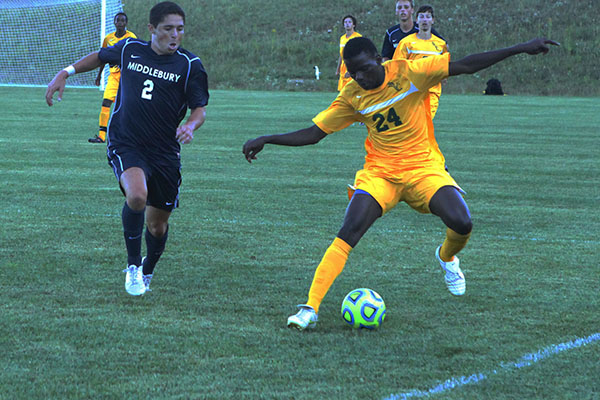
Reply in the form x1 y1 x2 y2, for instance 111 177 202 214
338 31 362 91
102 30 137 74
313 53 450 179
393 33 448 97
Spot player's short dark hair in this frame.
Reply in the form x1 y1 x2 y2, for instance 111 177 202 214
114 12 127 23
416 5 434 18
343 37 378 61
397 0 415 8
150 1 185 27
342 14 357 28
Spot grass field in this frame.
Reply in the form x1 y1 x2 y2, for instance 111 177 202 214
0 86 598 399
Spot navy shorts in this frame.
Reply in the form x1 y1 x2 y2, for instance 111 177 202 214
107 145 181 211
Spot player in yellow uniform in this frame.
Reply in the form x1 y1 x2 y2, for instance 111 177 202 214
89 12 137 143
243 36 558 330
336 15 362 91
394 5 448 118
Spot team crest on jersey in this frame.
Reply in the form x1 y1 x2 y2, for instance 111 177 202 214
387 81 403 92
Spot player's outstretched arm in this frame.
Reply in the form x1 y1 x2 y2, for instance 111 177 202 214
448 38 560 77
243 124 327 163
46 52 103 106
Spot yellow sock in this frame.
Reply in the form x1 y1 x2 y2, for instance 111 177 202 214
307 237 352 313
440 228 471 262
99 106 110 141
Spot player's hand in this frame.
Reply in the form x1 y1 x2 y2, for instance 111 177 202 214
176 124 194 144
242 137 266 163
94 77 101 86
45 70 68 106
520 38 560 55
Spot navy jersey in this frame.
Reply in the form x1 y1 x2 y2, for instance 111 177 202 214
99 38 209 161
381 24 443 59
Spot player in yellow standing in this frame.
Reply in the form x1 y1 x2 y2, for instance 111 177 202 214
394 5 447 118
88 12 137 143
243 36 558 330
335 15 362 91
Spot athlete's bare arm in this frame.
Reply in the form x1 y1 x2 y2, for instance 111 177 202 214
176 106 206 144
243 125 327 163
46 52 103 106
449 38 559 77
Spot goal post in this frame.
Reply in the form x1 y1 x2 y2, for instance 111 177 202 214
0 0 122 89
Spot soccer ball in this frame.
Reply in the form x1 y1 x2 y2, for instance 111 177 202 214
341 288 386 329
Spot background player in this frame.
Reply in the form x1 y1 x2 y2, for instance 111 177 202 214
89 12 137 144
394 5 448 118
46 1 209 296
335 15 362 91
243 36 558 330
381 0 443 61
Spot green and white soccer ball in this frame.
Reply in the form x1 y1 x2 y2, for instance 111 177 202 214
341 288 386 329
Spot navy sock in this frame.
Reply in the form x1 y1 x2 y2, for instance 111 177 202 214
122 202 145 266
143 226 168 276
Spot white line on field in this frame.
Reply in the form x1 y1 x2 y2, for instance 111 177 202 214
383 332 600 400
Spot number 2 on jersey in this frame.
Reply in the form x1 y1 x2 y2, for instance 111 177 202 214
141 79 154 100
372 107 402 132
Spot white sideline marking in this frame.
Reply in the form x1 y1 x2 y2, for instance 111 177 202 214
383 332 600 400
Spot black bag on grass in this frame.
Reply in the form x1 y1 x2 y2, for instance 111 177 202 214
484 78 504 95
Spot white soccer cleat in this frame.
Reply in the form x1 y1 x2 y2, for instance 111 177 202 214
140 257 152 292
123 265 146 296
142 274 153 292
287 304 318 330
436 245 466 296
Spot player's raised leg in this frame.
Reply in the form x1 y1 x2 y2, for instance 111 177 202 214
429 186 472 295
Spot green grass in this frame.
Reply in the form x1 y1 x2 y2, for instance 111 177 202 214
0 87 599 399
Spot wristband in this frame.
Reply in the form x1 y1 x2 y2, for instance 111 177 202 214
62 65 76 76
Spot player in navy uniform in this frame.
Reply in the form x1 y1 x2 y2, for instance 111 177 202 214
46 2 209 296
381 0 443 61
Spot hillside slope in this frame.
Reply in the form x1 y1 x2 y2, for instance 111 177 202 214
123 0 598 95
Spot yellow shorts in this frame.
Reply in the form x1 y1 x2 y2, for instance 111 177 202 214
352 167 463 215
103 72 121 101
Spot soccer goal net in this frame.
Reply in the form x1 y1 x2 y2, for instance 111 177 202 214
0 0 122 89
